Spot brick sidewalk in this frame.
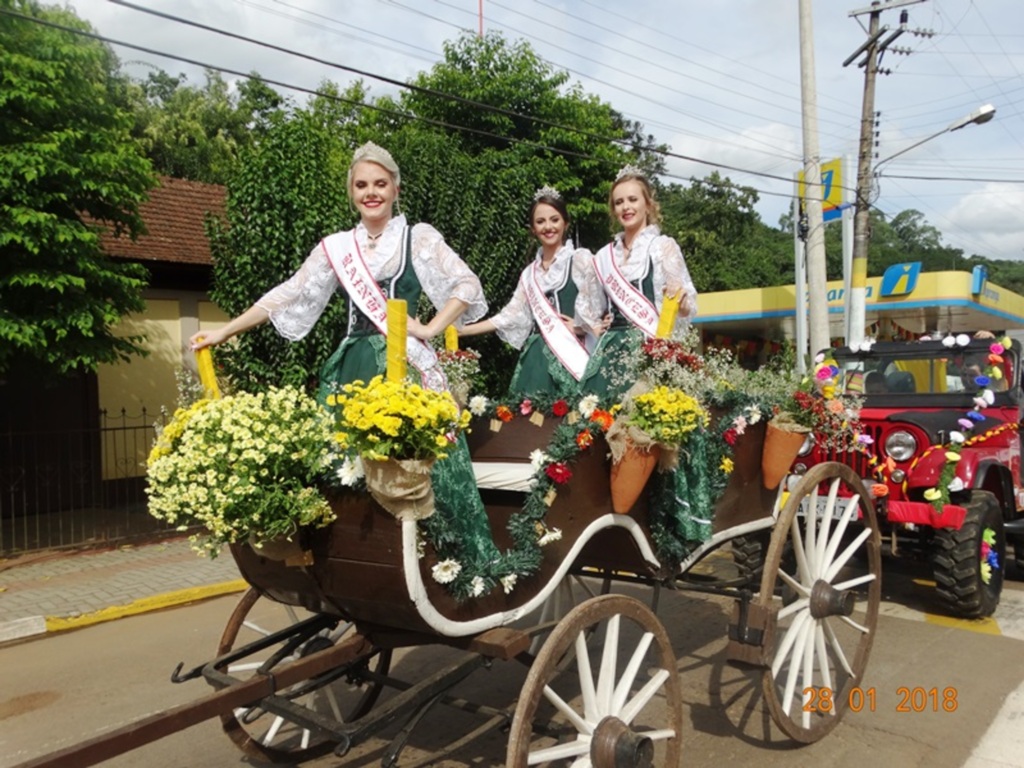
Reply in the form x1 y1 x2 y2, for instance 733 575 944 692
0 537 244 643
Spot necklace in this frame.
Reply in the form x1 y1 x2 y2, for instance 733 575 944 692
366 231 384 250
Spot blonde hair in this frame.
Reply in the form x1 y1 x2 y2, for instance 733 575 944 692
608 172 661 228
346 142 400 197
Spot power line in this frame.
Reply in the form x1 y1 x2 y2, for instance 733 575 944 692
1 6 817 206
102 1 835 194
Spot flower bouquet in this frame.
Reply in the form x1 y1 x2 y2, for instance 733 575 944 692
435 347 482 408
329 375 470 521
606 384 708 513
146 386 337 560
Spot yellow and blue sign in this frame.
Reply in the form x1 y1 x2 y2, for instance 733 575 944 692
879 262 922 297
798 157 846 223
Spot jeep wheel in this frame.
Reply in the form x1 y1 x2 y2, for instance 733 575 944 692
932 490 1006 618
731 532 770 585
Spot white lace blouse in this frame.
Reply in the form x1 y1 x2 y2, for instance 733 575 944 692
255 215 487 341
489 242 592 350
575 225 697 335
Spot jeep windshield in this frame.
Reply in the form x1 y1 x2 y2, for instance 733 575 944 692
829 338 1020 403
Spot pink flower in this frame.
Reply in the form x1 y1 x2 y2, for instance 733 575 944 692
520 399 533 416
733 415 747 435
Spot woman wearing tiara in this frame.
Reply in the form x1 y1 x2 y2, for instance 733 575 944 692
459 186 592 399
190 142 497 569
190 141 486 394
576 165 698 401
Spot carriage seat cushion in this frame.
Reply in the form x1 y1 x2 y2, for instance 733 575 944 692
471 461 535 492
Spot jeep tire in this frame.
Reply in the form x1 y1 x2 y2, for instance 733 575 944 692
932 490 1006 618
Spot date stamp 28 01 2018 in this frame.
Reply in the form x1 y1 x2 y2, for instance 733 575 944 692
803 686 959 713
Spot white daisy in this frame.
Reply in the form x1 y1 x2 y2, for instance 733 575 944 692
336 456 365 486
468 395 489 416
431 559 462 584
470 576 486 597
500 574 518 594
530 449 551 471
578 394 599 418
538 527 563 546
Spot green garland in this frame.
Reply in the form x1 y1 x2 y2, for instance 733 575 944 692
417 394 615 600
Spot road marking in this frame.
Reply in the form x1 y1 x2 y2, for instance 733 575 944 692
43 579 248 633
879 585 1024 640
963 677 1024 767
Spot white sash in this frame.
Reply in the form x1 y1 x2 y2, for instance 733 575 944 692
522 262 589 380
595 244 659 337
322 230 447 392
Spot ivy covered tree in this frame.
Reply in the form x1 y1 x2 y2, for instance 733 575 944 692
205 103 357 393
0 0 154 380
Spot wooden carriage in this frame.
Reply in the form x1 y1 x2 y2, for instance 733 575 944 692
17 416 882 768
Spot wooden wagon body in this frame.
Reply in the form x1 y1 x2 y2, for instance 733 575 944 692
15 416 882 768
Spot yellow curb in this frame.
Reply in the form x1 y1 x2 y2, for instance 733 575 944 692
924 612 1002 636
44 579 249 633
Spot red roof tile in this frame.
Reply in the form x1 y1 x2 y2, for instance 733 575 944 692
99 176 226 266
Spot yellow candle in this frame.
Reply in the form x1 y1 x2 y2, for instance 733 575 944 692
386 299 408 382
655 291 680 338
194 344 221 400
444 325 459 352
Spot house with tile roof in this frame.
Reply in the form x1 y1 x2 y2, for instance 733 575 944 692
0 177 230 554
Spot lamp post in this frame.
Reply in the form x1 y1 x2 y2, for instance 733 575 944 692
845 103 996 347
874 104 996 174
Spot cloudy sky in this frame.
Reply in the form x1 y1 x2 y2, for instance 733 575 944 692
67 0 1024 261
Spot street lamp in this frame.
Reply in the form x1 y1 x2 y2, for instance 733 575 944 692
874 104 996 174
846 103 996 347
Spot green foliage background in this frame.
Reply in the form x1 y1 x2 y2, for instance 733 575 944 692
0 0 154 379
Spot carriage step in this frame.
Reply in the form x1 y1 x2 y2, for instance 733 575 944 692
725 601 775 668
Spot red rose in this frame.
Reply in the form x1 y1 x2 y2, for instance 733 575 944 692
545 462 573 484
552 399 569 417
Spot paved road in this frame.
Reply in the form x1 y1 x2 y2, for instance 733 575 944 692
2 557 1022 768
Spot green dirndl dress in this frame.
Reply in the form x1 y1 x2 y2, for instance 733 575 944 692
575 251 713 558
319 229 499 575
505 268 581 400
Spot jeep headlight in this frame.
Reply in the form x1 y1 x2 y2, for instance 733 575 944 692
797 433 815 457
884 430 917 462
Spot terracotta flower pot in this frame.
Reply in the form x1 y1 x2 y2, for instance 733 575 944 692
761 422 808 490
610 442 661 514
363 456 436 521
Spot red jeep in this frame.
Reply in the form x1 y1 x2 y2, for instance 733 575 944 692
792 337 1024 618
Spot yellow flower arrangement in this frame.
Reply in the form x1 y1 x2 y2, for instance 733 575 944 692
146 386 337 557
329 375 471 461
626 385 709 447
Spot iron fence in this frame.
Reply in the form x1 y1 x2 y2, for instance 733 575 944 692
0 409 177 557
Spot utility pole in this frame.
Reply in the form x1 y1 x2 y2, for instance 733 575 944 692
844 0 923 347
798 0 829 362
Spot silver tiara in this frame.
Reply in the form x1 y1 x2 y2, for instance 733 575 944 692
614 163 645 183
533 185 561 202
349 141 400 186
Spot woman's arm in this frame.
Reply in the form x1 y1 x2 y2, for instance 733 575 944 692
190 305 269 349
458 318 498 338
407 298 469 340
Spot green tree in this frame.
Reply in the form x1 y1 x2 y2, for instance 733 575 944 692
206 107 355 392
126 69 287 184
0 0 155 379
398 32 660 247
660 173 790 291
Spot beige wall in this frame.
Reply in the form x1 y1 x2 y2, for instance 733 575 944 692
96 293 229 480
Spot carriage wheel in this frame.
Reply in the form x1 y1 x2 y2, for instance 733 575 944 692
217 588 391 763
757 462 881 743
507 594 682 767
